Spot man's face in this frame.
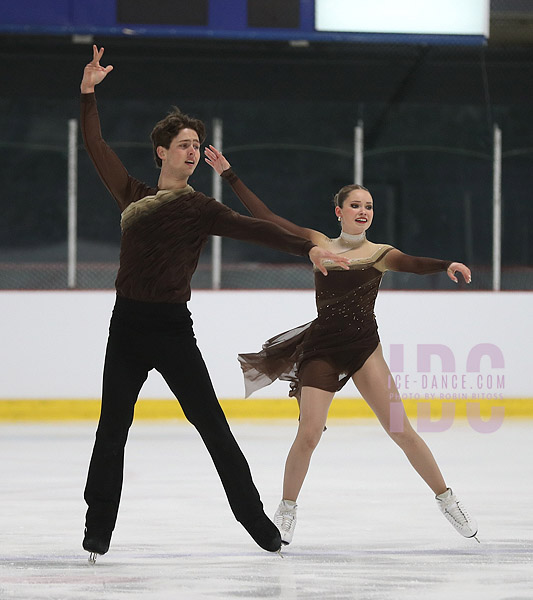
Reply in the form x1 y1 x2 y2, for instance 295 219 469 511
158 128 201 179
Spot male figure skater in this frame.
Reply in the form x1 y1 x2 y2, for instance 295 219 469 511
80 46 348 562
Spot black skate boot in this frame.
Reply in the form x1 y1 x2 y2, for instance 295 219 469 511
241 513 282 553
82 527 112 563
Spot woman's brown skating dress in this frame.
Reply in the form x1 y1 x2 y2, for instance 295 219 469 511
220 168 451 399
238 246 395 398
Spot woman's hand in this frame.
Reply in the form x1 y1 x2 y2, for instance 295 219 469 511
80 45 114 94
447 262 472 284
204 145 231 175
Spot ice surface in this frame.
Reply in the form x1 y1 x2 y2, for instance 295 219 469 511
0 419 531 599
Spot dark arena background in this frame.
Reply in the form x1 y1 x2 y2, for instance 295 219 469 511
0 0 532 291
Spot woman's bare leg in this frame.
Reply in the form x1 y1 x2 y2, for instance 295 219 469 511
352 344 447 495
282 386 335 501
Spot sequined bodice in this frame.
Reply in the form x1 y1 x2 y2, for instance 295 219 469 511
314 266 383 333
313 246 393 331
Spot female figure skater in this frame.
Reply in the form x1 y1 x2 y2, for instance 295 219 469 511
205 145 478 546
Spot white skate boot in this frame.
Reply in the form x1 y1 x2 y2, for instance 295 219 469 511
274 499 297 545
436 488 479 541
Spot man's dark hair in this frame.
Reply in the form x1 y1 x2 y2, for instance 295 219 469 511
150 107 207 168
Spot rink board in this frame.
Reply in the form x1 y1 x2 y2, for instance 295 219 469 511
1 290 530 422
0 397 531 422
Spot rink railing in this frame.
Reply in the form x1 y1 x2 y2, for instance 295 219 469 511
64 119 505 292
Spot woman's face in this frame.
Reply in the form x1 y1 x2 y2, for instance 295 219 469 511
335 189 374 234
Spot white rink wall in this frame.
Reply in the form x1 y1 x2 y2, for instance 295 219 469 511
0 290 530 400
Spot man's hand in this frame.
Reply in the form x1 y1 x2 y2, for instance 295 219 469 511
81 45 114 94
204 145 231 175
309 246 350 276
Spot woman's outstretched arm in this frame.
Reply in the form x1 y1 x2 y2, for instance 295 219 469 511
384 249 471 284
205 145 325 245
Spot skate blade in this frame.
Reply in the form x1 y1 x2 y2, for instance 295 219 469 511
88 552 98 564
276 548 285 559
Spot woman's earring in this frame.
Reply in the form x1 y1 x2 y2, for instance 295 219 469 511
338 216 341 221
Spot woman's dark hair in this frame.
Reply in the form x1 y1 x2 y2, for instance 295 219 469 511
150 107 207 168
333 184 369 208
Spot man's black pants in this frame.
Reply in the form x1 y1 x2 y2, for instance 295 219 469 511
84 295 264 534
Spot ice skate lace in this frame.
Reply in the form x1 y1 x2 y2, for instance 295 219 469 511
444 499 472 526
276 509 296 532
